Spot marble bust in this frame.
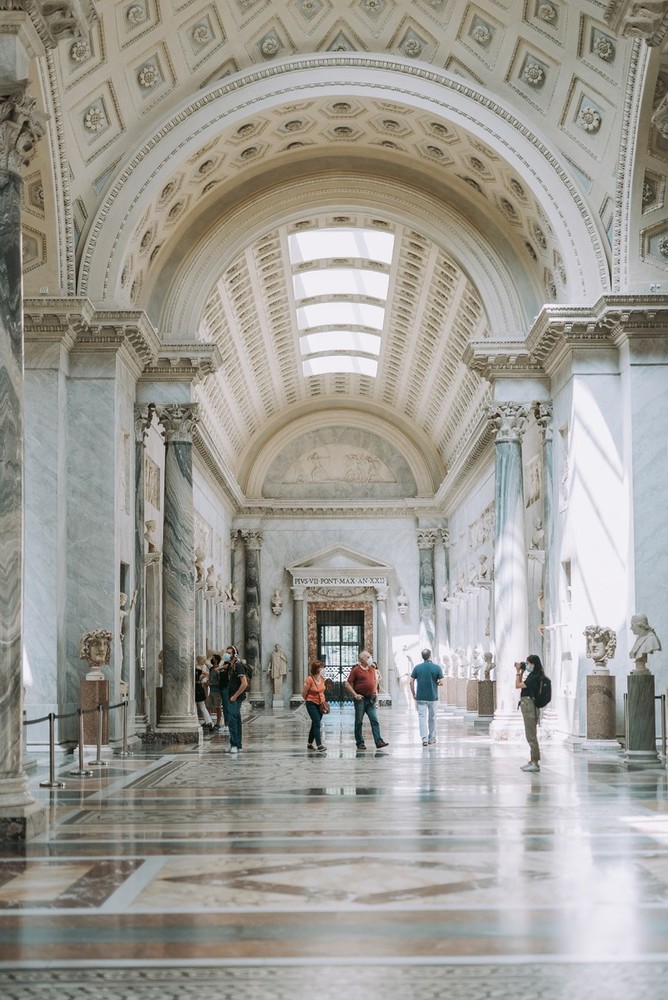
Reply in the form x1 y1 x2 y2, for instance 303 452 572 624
397 589 408 616
270 589 283 616
584 625 616 676
80 628 113 681
629 614 661 673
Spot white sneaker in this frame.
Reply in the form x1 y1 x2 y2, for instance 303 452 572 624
227 747 239 754
520 761 540 772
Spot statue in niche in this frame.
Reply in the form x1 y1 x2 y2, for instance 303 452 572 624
80 628 113 681
119 591 137 643
194 548 205 583
270 589 283 616
629 614 662 673
483 650 495 680
267 643 288 696
397 590 409 616
206 565 216 591
584 625 617 676
144 519 159 554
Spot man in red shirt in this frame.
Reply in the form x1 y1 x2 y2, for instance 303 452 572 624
345 650 389 750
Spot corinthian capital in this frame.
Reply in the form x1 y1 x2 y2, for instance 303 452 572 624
0 87 45 175
134 403 155 444
487 402 530 443
533 401 553 443
241 530 263 550
416 529 438 550
154 403 199 442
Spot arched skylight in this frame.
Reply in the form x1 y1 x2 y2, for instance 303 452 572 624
289 226 395 378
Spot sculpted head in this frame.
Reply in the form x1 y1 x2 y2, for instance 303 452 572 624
80 629 113 666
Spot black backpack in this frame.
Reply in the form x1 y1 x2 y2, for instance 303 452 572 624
534 674 552 708
243 661 253 684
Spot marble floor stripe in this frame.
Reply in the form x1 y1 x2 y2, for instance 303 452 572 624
2 706 668 997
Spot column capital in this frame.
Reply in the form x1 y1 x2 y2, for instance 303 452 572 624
487 402 531 443
416 529 438 550
605 1 668 44
0 85 45 175
0 2 97 52
241 529 263 550
533 401 553 443
375 585 388 601
154 403 199 443
292 586 306 601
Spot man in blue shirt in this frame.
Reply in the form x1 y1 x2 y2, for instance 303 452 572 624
410 648 444 747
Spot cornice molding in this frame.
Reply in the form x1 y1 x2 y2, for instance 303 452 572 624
0 1 96 51
605 1 668 46
140 343 222 383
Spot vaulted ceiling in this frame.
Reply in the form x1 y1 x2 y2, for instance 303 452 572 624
22 1 666 505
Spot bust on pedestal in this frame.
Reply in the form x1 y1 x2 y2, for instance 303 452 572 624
80 629 112 744
625 614 661 766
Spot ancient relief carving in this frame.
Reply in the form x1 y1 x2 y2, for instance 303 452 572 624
525 455 542 507
0 88 46 175
283 445 395 484
144 455 160 509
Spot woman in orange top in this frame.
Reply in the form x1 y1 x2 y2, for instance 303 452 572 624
302 660 327 752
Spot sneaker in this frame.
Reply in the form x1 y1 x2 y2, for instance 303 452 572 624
428 739 436 745
307 743 316 751
422 739 429 746
376 740 389 749
317 745 327 752
227 747 239 754
520 761 540 772
212 725 221 733
356 743 367 750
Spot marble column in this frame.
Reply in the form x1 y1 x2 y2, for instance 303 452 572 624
417 530 437 652
375 585 389 699
133 405 153 732
0 84 46 838
440 527 451 659
241 530 263 702
534 402 558 732
292 586 306 701
488 403 531 741
154 404 199 739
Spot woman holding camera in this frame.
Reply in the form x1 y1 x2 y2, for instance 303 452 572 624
515 654 545 772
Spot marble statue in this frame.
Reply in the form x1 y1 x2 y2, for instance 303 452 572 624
119 590 137 643
80 628 113 681
483 650 495 680
456 646 468 677
267 643 288 695
471 644 485 680
206 565 216 590
144 519 159 553
270 589 283 616
584 625 617 675
397 589 408 616
194 548 205 583
629 614 661 673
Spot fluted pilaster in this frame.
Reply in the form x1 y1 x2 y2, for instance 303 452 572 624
488 403 530 740
241 530 263 694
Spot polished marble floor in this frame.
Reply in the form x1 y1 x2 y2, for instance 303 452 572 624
2 704 668 998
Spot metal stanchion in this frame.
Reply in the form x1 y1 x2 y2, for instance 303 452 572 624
116 697 132 758
623 692 628 750
69 709 94 777
87 703 109 767
39 713 65 789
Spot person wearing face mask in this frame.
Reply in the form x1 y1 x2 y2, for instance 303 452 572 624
222 645 248 754
515 654 545 772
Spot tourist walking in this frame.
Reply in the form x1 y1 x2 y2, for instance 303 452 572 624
302 659 328 752
515 654 544 772
345 650 389 750
410 648 444 746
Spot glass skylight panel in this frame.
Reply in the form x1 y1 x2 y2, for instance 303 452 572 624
293 268 389 300
289 228 394 264
300 331 382 356
302 356 379 377
297 302 385 330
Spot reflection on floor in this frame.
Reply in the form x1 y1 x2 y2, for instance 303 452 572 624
1 704 668 998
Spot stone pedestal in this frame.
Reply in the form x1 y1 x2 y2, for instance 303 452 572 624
80 678 109 744
445 676 456 705
477 680 495 719
586 674 616 741
624 671 659 765
456 677 467 708
466 679 478 712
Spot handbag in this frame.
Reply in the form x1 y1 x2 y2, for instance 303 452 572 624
320 699 330 715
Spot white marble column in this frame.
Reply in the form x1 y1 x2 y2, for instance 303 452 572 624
0 82 46 837
133 405 153 731
488 402 531 741
292 586 306 700
417 529 437 651
154 403 199 738
375 585 389 696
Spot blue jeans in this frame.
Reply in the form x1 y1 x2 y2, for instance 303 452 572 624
228 699 242 749
221 687 230 727
354 696 382 747
306 701 322 746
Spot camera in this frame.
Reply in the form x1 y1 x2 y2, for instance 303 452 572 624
519 661 526 670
